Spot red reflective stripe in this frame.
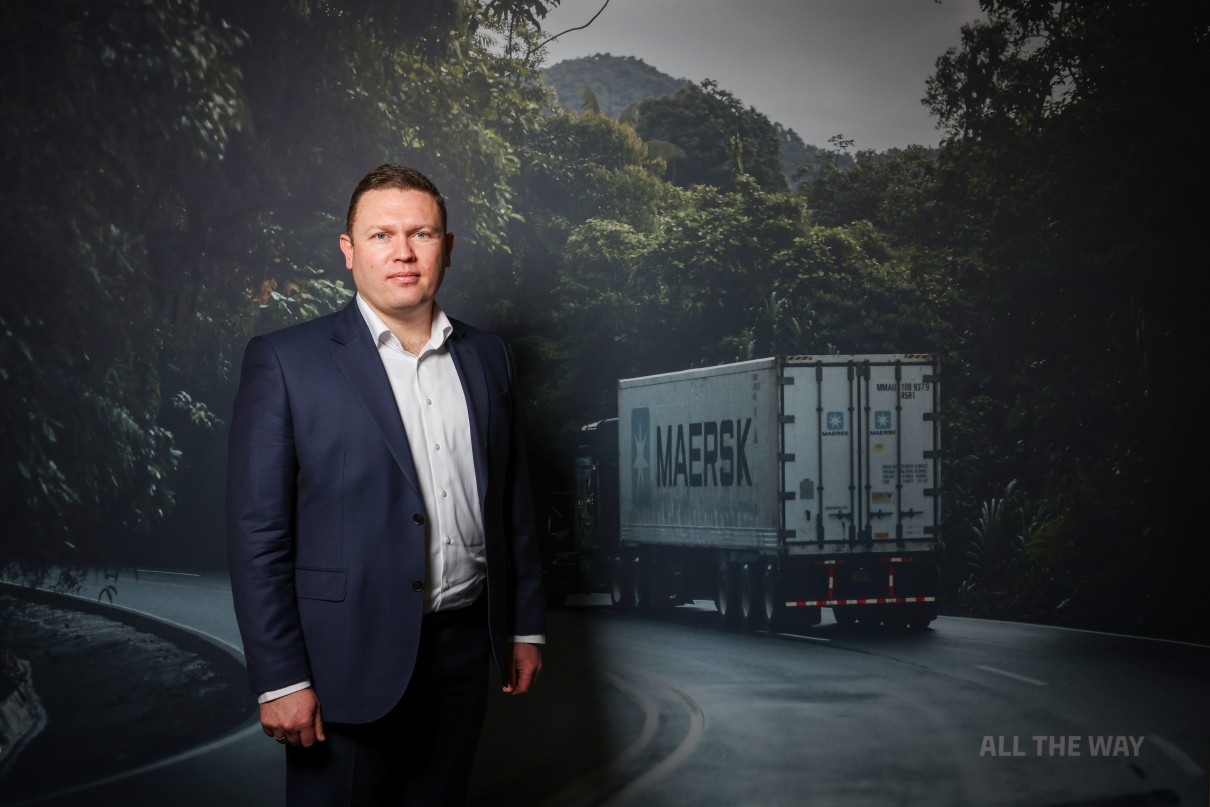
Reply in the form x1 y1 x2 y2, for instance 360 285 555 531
785 596 937 608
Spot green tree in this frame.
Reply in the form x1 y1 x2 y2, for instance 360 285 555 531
0 0 555 579
637 178 805 368
460 105 671 452
1 0 248 581
801 144 941 246
636 80 787 192
516 108 667 230
923 0 1208 638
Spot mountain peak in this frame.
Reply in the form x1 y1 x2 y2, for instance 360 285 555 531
543 53 690 118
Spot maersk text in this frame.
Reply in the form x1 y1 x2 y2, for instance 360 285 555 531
655 419 752 488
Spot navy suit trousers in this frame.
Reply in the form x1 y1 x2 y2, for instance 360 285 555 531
284 597 490 806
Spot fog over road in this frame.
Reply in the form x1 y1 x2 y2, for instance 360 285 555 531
17 570 1208 806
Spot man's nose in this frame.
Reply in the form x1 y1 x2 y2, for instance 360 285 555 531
393 239 416 261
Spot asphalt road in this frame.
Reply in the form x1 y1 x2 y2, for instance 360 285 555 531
14 570 1209 806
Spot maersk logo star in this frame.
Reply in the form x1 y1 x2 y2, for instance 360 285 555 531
875 411 892 429
631 407 652 505
633 429 649 475
827 411 845 431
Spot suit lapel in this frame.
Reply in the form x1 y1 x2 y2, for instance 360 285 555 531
447 325 490 508
329 302 422 498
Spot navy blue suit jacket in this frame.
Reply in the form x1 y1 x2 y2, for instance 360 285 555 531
226 300 545 724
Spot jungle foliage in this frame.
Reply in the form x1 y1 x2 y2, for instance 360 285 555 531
545 54 828 189
0 0 1203 640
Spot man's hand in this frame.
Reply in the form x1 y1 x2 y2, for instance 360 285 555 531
261 687 325 747
502 642 542 695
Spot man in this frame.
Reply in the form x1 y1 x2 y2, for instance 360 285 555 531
226 164 545 805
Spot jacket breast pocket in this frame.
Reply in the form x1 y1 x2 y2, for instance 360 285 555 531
487 389 511 426
294 568 347 602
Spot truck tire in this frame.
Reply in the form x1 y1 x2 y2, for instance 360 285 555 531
610 556 637 613
715 562 741 628
634 558 655 613
881 607 908 630
739 563 764 631
907 603 936 630
761 563 783 632
833 605 858 627
577 555 596 596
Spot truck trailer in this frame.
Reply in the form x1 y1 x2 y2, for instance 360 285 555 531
558 355 941 630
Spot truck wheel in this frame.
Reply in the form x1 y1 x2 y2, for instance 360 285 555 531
833 605 858 627
715 562 741 628
634 559 654 613
907 603 936 630
881 608 908 630
739 563 764 631
610 556 636 613
761 564 783 632
577 555 596 595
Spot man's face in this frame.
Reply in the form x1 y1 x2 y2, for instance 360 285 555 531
339 188 454 326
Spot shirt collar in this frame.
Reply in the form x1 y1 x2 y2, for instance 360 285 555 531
354 294 453 355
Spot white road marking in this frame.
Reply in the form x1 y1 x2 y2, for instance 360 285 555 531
945 615 1210 650
12 722 265 806
975 664 1048 687
536 656 661 806
134 569 202 577
774 631 831 643
538 652 706 807
586 667 661 773
47 592 246 658
14 588 255 803
601 667 705 806
1147 734 1206 777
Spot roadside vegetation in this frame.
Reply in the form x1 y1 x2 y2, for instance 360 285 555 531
2 0 1204 642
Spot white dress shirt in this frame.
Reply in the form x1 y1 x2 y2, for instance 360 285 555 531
356 295 486 613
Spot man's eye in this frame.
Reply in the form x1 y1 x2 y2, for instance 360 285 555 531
372 232 388 240
414 231 433 240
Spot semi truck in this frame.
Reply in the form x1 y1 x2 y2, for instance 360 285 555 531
549 354 941 630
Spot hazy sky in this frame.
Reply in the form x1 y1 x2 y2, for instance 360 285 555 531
538 0 986 151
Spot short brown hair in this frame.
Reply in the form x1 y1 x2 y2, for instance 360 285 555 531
345 164 447 237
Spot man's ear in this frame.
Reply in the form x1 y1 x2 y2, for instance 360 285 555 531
443 232 455 268
339 233 355 270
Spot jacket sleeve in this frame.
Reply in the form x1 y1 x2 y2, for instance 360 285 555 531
501 340 548 637
225 335 312 694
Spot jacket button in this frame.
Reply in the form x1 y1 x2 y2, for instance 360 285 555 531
412 513 425 525
411 580 424 592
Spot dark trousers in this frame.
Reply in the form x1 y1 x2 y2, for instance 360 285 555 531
285 598 490 806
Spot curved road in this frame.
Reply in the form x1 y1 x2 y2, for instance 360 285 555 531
16 571 1209 806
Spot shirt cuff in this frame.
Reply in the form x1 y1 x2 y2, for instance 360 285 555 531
510 634 546 644
257 680 312 704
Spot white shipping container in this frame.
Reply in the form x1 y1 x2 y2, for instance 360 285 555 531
618 355 939 558
618 358 781 552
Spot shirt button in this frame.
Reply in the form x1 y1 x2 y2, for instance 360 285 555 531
426 398 432 405
444 536 452 545
410 580 424 592
434 443 440 452
441 490 448 498
412 513 425 525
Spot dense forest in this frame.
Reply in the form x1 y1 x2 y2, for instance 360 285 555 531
1 0 1205 641
546 54 839 188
